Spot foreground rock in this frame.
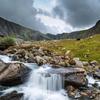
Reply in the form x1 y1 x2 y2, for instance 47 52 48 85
93 69 100 79
67 85 100 99
0 91 23 100
65 73 87 87
46 67 87 87
0 62 31 86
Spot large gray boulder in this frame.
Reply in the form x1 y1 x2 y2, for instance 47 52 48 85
0 62 31 86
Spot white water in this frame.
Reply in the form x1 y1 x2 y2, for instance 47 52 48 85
22 65 69 100
0 55 12 63
0 55 69 100
87 75 100 87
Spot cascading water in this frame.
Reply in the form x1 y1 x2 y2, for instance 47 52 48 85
0 55 100 100
0 55 12 63
0 55 69 100
22 65 69 100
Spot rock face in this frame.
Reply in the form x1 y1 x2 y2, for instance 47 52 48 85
0 91 23 100
64 73 87 87
0 62 31 86
0 17 49 40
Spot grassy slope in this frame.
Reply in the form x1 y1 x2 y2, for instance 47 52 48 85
34 34 100 62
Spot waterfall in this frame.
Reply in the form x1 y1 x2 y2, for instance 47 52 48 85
0 55 69 100
27 67 64 91
22 65 69 100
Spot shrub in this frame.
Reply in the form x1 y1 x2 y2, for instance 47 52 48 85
0 37 15 50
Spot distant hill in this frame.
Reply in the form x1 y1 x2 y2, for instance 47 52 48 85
46 20 100 39
0 17 50 40
0 16 100 40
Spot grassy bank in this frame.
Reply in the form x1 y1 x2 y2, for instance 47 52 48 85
34 34 100 62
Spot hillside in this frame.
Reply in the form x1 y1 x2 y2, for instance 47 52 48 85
33 34 100 62
47 20 100 39
0 17 49 40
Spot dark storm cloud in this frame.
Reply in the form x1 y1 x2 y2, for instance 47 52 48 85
53 0 100 28
0 0 50 33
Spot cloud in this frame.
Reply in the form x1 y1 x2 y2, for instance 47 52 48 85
0 0 54 33
36 14 73 34
0 0 100 34
53 0 100 28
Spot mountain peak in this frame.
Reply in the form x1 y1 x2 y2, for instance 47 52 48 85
95 20 100 27
0 17 50 40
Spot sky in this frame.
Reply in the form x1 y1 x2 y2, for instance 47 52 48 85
0 0 100 34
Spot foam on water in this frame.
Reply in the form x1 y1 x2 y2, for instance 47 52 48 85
22 65 69 100
87 75 100 87
0 55 12 63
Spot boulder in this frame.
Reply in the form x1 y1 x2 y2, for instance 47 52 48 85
46 67 87 87
73 58 84 68
64 73 87 87
93 70 100 79
0 62 31 86
0 91 23 100
0 61 7 73
47 67 86 75
0 51 6 55
90 60 98 66
35 56 47 66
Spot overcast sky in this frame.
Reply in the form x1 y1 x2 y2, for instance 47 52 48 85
0 0 100 34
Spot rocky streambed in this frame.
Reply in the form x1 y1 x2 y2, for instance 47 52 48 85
0 44 100 100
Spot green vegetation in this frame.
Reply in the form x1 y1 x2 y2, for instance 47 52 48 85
0 36 15 50
34 34 100 62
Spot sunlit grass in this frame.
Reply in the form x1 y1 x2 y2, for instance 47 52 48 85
33 34 100 62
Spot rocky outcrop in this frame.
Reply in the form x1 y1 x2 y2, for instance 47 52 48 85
66 85 100 99
0 62 31 86
5 45 76 67
64 73 87 87
0 91 23 100
46 67 87 87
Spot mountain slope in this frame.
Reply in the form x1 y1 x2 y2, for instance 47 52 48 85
47 20 100 39
0 17 49 40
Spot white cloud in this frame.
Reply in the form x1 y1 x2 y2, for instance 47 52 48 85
36 14 73 34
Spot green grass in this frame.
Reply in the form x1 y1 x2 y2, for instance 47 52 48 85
34 34 100 62
0 36 16 50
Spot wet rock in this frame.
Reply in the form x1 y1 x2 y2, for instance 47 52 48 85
67 86 81 99
0 61 7 73
80 89 99 99
0 85 9 91
65 73 87 87
90 60 98 67
93 70 100 79
0 63 31 86
47 67 86 75
0 51 6 55
0 91 23 100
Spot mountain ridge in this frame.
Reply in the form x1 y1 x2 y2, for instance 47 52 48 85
46 21 100 39
0 16 100 40
0 17 50 40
